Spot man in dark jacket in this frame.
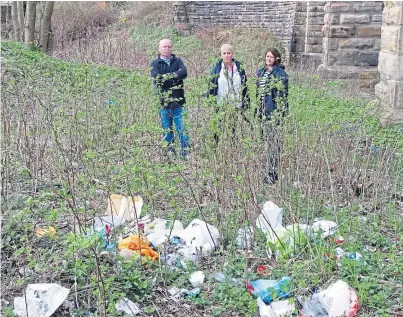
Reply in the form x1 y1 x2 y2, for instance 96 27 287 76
150 39 190 159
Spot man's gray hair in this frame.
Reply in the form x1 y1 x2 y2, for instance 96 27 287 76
159 38 172 48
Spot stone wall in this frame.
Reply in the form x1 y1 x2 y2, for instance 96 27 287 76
173 1 296 61
375 1 403 125
291 1 326 66
318 1 383 86
0 2 11 24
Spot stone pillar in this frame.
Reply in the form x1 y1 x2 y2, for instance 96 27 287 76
375 1 403 125
173 1 191 35
318 1 383 87
291 1 326 67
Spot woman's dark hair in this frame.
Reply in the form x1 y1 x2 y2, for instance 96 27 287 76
265 48 281 66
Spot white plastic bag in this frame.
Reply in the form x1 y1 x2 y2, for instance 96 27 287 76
270 300 295 316
236 226 254 249
312 220 337 238
144 219 184 246
179 219 220 255
258 297 277 317
189 271 205 288
256 201 286 242
318 280 359 317
14 283 70 317
115 297 140 316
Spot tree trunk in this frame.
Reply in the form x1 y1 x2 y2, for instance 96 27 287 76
17 1 25 40
11 2 22 41
24 1 36 47
39 1 54 52
47 23 54 54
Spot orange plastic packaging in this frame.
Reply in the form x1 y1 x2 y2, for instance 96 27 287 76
118 235 159 261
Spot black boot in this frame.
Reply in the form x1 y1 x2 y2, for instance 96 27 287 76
264 172 278 186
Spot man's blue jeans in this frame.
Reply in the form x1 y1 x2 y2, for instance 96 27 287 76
159 106 190 156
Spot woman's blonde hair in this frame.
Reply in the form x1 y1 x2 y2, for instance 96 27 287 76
220 43 234 53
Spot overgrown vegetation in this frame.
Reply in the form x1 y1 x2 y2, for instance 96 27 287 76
1 11 402 317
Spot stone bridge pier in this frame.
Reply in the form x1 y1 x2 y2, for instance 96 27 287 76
376 1 403 125
172 1 403 125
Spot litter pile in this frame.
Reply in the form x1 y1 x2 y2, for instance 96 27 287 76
16 196 361 317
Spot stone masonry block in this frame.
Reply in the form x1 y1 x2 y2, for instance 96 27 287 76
306 44 323 53
353 2 383 13
305 30 324 38
318 64 379 82
294 24 320 37
357 25 382 37
380 25 403 54
296 4 308 13
333 51 357 65
354 52 379 66
293 28 306 38
322 53 338 66
378 50 403 80
340 14 370 24
324 25 356 38
376 80 403 125
295 16 307 25
307 11 325 18
309 24 325 32
324 13 340 25
384 1 403 9
307 17 326 25
339 38 375 49
374 38 381 50
371 15 383 23
308 37 321 45
316 6 325 13
323 37 339 51
291 42 306 53
383 6 403 25
324 3 330 13
329 2 352 13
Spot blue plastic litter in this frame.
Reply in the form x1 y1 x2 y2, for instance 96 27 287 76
95 227 115 250
247 276 291 304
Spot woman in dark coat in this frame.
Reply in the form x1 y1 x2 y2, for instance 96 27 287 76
256 48 289 185
207 44 250 144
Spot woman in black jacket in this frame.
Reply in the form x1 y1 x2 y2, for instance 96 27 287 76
207 44 250 144
256 48 289 185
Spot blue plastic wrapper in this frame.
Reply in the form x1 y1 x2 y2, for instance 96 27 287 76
95 227 115 250
246 276 291 304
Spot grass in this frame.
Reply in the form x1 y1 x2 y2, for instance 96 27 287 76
1 37 402 317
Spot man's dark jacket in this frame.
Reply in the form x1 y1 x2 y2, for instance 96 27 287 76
150 54 187 108
207 58 250 109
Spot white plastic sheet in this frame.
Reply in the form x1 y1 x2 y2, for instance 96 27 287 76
256 201 286 243
312 220 338 238
144 219 184 247
318 280 359 317
178 219 220 255
115 297 140 316
301 280 360 317
236 226 254 249
258 298 295 317
14 283 70 317
189 271 205 288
